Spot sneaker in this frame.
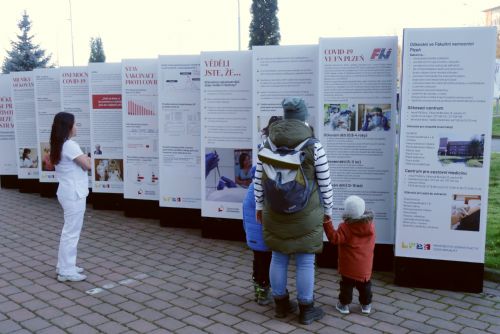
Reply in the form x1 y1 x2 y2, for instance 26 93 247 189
336 302 350 315
361 303 372 314
57 273 87 282
56 267 84 274
256 285 271 306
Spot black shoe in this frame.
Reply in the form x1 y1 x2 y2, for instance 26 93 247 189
299 301 324 325
274 292 298 318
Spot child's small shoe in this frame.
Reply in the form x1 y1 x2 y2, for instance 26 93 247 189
336 302 350 314
361 303 371 314
255 284 271 305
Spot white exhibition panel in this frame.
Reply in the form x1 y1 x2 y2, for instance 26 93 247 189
396 27 496 263
122 59 159 201
0 74 17 175
89 62 124 194
319 36 398 244
158 55 201 209
11 71 38 179
34 68 60 183
60 66 92 187
201 51 253 219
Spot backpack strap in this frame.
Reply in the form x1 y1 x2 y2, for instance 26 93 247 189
265 137 318 152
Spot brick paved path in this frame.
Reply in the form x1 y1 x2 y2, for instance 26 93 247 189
0 188 499 334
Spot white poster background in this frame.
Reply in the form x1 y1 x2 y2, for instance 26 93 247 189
60 66 91 187
319 37 398 244
0 75 16 175
158 55 201 209
122 59 159 201
396 27 496 263
201 51 252 219
34 68 60 183
89 62 124 194
11 71 38 179
252 45 319 157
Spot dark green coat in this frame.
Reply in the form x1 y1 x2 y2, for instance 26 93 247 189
262 119 324 254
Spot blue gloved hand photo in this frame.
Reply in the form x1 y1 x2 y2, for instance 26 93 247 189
221 176 237 188
205 151 219 177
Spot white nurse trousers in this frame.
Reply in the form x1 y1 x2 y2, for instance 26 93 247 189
57 196 86 275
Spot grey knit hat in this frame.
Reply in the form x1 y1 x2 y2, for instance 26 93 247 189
282 97 308 121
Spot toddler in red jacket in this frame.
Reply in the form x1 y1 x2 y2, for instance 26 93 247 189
323 195 375 315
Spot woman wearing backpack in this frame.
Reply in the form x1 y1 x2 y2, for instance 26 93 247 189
254 97 334 325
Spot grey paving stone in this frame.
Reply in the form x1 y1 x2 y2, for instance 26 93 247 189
373 321 410 334
96 321 129 334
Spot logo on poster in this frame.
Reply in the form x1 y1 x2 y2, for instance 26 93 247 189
370 48 392 60
217 205 224 212
401 241 431 250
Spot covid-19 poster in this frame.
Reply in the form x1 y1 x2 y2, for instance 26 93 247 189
252 45 319 158
122 59 159 201
34 68 60 183
89 63 124 194
158 55 201 209
396 27 496 263
60 66 91 187
11 71 38 179
318 36 398 244
0 75 16 176
201 51 252 219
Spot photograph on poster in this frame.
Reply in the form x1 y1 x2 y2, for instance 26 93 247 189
95 159 123 182
437 134 485 167
19 148 38 168
40 142 54 171
451 194 481 232
205 147 251 203
94 144 102 155
323 103 356 132
358 104 391 131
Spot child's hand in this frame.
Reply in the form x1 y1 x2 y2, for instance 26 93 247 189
323 214 332 225
256 210 263 224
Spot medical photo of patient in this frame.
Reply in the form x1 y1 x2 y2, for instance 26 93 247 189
323 103 356 132
205 148 252 203
450 194 481 232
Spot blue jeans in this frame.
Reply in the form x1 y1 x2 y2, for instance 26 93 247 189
270 251 315 303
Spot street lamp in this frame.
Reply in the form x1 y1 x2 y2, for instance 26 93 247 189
68 0 75 66
237 0 241 51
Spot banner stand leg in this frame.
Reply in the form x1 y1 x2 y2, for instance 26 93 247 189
18 179 39 193
92 193 123 211
0 175 18 189
201 217 245 242
317 243 394 272
394 257 483 292
159 208 201 228
123 199 160 219
39 183 57 198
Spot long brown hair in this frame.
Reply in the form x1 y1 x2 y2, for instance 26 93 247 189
50 112 75 165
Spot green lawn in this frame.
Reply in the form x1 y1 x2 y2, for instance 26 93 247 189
486 152 500 269
493 117 500 138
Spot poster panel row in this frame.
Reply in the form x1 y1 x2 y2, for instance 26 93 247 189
0 28 495 265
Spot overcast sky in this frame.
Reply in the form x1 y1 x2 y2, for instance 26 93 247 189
0 0 494 67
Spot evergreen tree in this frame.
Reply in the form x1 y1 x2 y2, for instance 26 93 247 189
248 0 281 49
2 12 51 74
89 37 106 63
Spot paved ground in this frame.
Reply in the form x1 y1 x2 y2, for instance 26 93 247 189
0 187 499 334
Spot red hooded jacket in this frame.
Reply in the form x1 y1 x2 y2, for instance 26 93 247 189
323 212 375 282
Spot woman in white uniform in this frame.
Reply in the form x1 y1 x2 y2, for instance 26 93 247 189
50 112 91 282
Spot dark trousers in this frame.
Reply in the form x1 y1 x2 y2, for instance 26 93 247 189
339 276 372 305
253 250 272 286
